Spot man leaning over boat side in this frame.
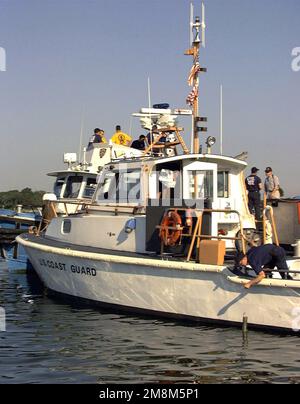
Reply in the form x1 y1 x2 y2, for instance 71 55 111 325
235 244 292 289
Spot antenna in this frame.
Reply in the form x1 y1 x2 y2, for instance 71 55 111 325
190 3 194 47
78 107 85 163
148 77 152 111
201 2 206 48
186 2 207 154
129 115 133 138
148 77 153 151
220 85 223 155
190 2 206 48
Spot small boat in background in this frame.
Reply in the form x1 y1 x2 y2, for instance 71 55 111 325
0 208 41 272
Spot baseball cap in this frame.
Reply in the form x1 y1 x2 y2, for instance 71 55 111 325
265 167 273 173
251 167 259 174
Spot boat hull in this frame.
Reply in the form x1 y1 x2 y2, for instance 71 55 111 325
17 234 300 333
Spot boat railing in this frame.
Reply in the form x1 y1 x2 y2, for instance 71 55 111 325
263 268 300 277
36 199 92 235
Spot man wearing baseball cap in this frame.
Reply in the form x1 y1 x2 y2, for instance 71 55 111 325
245 167 262 221
264 167 281 201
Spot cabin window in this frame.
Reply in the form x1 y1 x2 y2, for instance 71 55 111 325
187 170 214 199
54 177 65 198
157 169 181 200
62 219 71 234
97 172 117 202
152 162 182 202
83 177 97 199
218 172 229 198
117 171 141 203
64 176 83 199
96 170 141 204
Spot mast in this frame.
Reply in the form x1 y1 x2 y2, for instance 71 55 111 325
220 84 223 155
185 2 207 154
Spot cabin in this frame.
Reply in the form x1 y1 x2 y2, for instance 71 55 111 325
44 152 256 258
46 143 143 214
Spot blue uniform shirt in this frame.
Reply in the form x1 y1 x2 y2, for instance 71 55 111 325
245 175 262 192
247 244 277 275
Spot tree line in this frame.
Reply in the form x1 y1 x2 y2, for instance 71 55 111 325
0 188 45 210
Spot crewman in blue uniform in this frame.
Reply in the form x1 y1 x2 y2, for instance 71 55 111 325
235 244 292 289
131 135 147 151
245 167 262 221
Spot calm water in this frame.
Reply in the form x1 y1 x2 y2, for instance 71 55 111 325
1 263 300 384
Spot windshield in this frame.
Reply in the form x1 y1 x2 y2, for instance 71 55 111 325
64 176 83 199
54 177 66 198
83 177 97 199
218 171 229 198
95 170 141 204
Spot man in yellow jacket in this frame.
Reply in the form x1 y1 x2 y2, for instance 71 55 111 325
111 125 132 146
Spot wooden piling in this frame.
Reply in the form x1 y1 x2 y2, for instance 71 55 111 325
242 314 248 338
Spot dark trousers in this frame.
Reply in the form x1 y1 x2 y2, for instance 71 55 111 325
248 191 261 221
266 246 290 280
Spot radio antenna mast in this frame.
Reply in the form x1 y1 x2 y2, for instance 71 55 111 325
148 77 153 152
201 2 206 48
185 2 207 154
220 85 223 155
190 3 194 47
78 107 85 163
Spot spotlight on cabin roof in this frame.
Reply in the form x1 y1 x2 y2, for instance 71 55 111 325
206 136 216 148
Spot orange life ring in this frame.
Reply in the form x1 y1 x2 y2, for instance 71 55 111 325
159 211 182 247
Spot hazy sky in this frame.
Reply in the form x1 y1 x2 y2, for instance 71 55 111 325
0 0 299 196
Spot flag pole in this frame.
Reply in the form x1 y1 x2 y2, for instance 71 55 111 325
185 2 206 155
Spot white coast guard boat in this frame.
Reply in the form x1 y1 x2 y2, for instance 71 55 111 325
17 4 300 333
17 149 300 333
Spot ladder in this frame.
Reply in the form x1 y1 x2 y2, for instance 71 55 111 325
143 126 190 156
174 127 190 155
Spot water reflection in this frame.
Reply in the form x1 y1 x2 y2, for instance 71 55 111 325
0 267 300 384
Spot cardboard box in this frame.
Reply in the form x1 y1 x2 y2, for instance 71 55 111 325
198 240 226 266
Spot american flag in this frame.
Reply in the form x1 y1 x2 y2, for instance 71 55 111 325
186 86 198 106
188 63 201 87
